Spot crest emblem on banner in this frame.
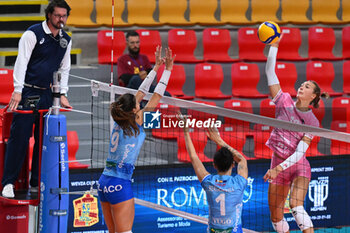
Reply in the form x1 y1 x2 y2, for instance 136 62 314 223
73 193 99 227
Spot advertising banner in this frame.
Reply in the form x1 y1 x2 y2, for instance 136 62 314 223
67 156 350 233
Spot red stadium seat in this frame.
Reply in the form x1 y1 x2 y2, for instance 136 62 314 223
330 121 350 155
332 97 350 122
306 61 342 96
343 60 350 94
260 98 275 118
202 28 236 62
152 103 181 139
308 27 341 60
342 27 350 59
253 124 273 159
97 30 126 64
167 29 202 63
187 101 217 131
0 69 14 105
136 29 161 63
223 99 253 131
217 124 250 160
194 63 231 99
277 27 307 61
177 131 211 162
238 28 266 61
231 63 268 98
275 62 297 97
157 65 193 99
67 131 89 169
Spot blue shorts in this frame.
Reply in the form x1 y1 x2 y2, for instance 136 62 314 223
98 174 134 205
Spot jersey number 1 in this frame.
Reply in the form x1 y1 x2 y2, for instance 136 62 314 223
215 193 226 216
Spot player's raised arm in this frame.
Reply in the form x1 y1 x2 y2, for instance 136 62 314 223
266 36 283 99
135 45 163 103
179 115 209 182
206 127 248 179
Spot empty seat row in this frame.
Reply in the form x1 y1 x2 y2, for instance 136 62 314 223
155 60 349 99
66 0 350 27
98 27 350 65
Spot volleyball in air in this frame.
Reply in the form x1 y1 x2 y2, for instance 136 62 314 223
257 21 281 44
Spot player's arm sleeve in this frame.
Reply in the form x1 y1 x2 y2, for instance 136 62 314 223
265 46 281 98
59 40 72 95
265 46 279 86
279 138 310 170
13 31 37 93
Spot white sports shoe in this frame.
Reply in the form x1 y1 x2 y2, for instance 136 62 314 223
2 184 15 198
29 186 38 193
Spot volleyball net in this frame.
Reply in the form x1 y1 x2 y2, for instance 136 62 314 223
90 80 350 232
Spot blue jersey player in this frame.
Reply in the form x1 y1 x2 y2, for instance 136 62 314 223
98 46 175 233
182 126 248 233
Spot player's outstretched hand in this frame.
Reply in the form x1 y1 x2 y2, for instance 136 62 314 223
270 33 283 48
154 45 163 67
206 127 224 147
164 48 175 71
263 165 282 182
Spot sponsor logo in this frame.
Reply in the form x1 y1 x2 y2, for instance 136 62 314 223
6 215 26 220
143 111 222 129
39 38 45 44
144 110 161 129
309 176 329 211
59 38 68 48
73 193 99 227
60 142 66 172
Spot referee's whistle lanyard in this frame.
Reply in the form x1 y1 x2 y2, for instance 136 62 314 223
129 55 144 72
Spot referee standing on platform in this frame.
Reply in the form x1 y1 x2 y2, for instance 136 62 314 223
1 0 72 198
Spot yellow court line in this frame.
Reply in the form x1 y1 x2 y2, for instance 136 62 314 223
0 33 23 38
0 51 18 56
71 48 82 54
0 1 48 5
0 16 45 21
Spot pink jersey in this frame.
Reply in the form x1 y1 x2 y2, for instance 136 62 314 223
266 90 319 159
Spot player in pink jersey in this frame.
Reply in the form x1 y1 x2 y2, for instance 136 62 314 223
263 36 327 233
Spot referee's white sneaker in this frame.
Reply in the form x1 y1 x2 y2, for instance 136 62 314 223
2 184 15 198
29 186 38 193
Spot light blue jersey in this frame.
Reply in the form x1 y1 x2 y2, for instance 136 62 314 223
201 174 248 232
102 122 146 180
